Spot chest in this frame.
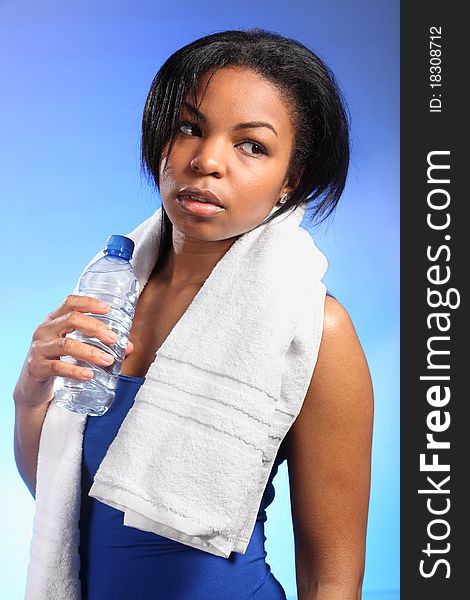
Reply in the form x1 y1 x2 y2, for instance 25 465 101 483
120 273 203 379
119 270 290 463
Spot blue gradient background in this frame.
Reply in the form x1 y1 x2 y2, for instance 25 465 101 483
0 1 399 598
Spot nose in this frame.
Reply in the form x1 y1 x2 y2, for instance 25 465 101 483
189 138 226 177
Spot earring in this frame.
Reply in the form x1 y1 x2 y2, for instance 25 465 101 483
279 193 289 205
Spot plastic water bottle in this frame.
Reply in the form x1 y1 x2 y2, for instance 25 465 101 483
53 235 138 416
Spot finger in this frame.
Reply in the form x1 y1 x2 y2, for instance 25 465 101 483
42 337 115 367
47 358 95 381
27 352 95 383
125 340 135 356
41 310 118 345
45 294 111 323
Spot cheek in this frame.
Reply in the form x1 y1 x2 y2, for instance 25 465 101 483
158 155 177 190
159 142 188 182
232 189 279 229
237 172 282 207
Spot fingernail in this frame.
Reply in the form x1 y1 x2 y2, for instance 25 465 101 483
97 301 109 309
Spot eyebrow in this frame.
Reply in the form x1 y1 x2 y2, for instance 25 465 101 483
182 101 278 138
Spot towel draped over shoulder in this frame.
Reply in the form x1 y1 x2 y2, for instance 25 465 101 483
25 204 328 599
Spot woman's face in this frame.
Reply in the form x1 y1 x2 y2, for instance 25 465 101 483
159 66 297 242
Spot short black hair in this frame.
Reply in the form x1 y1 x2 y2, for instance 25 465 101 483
141 28 350 257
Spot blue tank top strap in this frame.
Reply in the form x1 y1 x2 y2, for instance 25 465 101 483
325 290 336 299
119 373 146 383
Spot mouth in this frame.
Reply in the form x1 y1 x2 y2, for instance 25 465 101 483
176 187 226 217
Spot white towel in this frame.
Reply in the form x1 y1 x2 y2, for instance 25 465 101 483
25 203 328 599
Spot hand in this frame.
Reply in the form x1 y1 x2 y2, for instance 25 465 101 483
13 295 135 410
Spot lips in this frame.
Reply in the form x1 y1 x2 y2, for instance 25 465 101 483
177 187 224 207
176 196 225 217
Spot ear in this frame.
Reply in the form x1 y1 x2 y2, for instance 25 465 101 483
282 167 304 196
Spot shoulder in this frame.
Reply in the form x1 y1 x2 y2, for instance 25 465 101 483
321 294 363 360
311 293 373 410
323 293 354 333
283 294 373 589
282 294 374 459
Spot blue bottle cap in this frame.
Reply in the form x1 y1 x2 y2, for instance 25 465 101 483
104 235 135 260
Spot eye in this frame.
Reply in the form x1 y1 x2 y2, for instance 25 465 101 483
177 120 268 157
237 141 268 157
179 121 200 136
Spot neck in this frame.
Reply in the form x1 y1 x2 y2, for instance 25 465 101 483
158 229 238 287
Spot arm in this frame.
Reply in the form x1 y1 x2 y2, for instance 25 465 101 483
284 296 374 600
13 379 51 499
13 294 134 499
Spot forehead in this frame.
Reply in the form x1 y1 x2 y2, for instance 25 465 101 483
186 67 295 134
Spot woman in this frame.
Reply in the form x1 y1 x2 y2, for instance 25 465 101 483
14 28 373 600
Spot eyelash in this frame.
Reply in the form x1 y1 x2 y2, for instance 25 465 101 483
177 120 269 157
